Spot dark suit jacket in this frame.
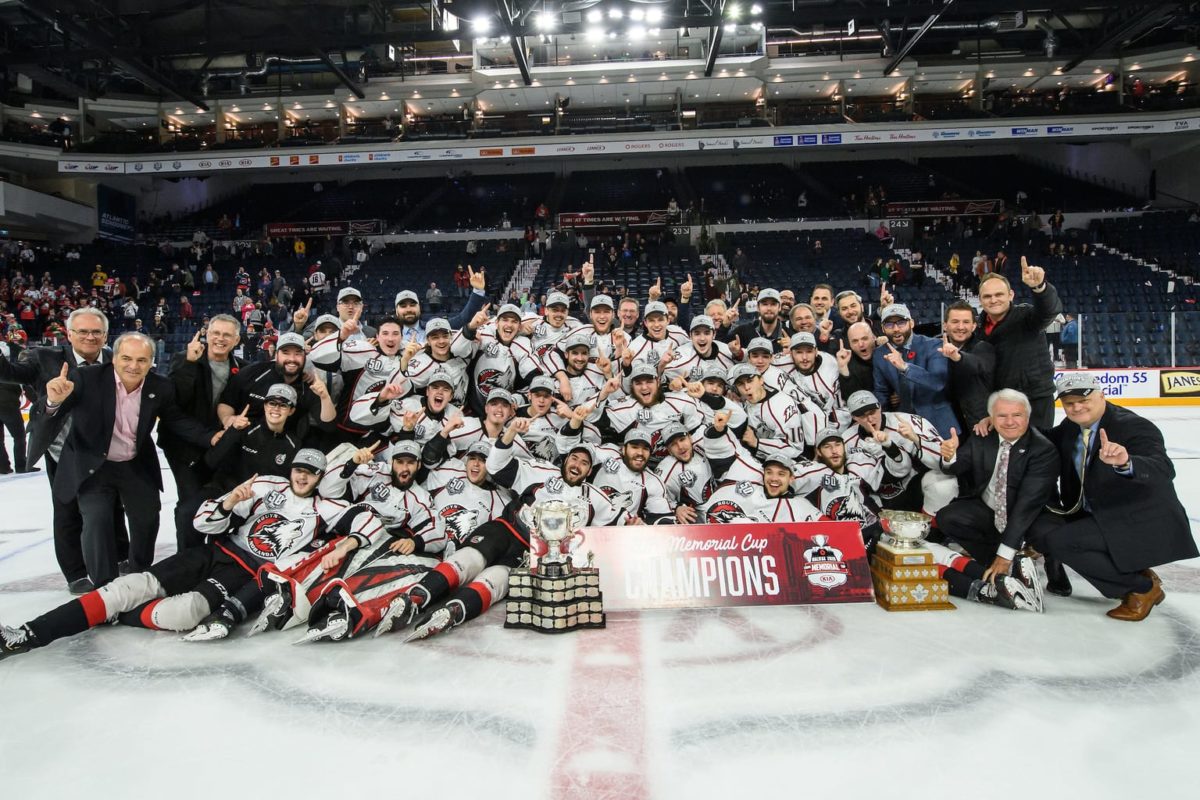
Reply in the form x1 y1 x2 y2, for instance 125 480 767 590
977 282 1062 401
0 344 112 462
872 332 958 437
30 363 214 503
948 338 995 431
1044 402 1197 571
944 427 1059 551
160 351 247 452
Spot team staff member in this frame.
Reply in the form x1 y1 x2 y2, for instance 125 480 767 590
1034 374 1198 621
0 333 31 474
872 304 958 438
976 257 1062 429
33 333 218 588
939 301 995 434
0 307 124 593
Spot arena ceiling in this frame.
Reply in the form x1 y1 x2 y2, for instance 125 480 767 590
1 1 1197 109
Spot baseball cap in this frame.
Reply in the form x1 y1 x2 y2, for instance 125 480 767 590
689 315 715 331
427 368 454 388
747 337 773 353
529 375 557 394
590 294 614 309
729 363 758 384
546 292 571 308
566 441 595 463
1055 373 1100 399
623 428 653 446
394 290 419 305
757 288 781 304
337 287 362 302
880 303 912 321
814 427 844 448
425 318 451 336
847 390 881 416
313 313 341 332
661 422 689 444
264 383 298 407
761 452 795 472
628 363 659 381
562 331 592 351
276 332 306 351
486 388 516 406
790 331 817 350
700 362 728 383
497 303 523 319
643 301 668 318
465 440 492 459
291 448 327 474
389 440 422 461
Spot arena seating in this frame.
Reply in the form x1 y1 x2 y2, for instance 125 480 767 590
406 172 556 231
917 155 1138 212
558 168 675 212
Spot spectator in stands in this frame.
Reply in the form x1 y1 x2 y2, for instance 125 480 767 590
91 265 107 290
1061 314 1079 366
874 222 892 247
454 265 470 300
732 247 750 276
122 298 139 332
426 282 443 314
976 259 1062 429
293 237 307 261
948 252 963 293
1050 210 1065 240
1046 313 1066 363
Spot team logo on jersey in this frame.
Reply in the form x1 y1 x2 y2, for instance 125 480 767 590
783 405 797 422
477 368 503 394
447 478 465 494
546 477 564 494
637 408 653 423
824 491 870 524
414 423 427 439
275 454 286 465
735 481 755 496
264 491 286 509
366 357 388 374
801 534 849 589
680 469 696 487
245 514 305 559
535 322 548 338
604 459 621 473
371 484 392 502
706 501 745 524
822 474 841 492
485 343 501 358
439 504 477 542
644 348 661 365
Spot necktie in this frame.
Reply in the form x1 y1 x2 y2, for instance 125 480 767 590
1078 428 1091 478
993 441 1012 532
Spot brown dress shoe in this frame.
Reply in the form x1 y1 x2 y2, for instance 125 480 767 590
1107 582 1165 622
1142 569 1161 589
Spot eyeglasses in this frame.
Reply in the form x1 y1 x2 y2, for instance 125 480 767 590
265 400 292 409
70 329 106 338
881 320 908 329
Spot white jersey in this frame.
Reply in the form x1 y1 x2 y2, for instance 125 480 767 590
194 476 383 569
561 364 610 407
529 317 583 372
775 352 843 412
698 427 773 486
317 460 441 554
585 451 673 522
792 455 884 527
746 388 824 451
663 342 737 382
599 391 706 462
701 481 822 525
424 460 512 553
349 394 463 450
486 441 625 528
406 350 470 404
429 418 534 462
454 326 539 401
309 334 406 433
655 452 715 507
628 327 689 368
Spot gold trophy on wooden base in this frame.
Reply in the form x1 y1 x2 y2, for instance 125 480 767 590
871 510 955 612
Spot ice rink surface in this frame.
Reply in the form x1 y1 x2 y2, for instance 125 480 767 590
1 408 1198 800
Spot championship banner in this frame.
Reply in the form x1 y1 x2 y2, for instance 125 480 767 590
96 184 137 242
885 199 1002 218
575 521 874 611
556 210 671 229
264 219 383 237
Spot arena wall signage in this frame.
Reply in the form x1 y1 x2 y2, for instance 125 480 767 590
885 199 1002 218
95 184 137 242
575 521 874 611
1055 368 1200 405
264 219 384 236
556 210 671 228
57 111 1200 176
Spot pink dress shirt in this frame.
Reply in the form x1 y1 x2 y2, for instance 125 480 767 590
108 370 144 462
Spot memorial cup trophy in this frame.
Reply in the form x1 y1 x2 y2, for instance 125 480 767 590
504 500 607 633
870 510 955 611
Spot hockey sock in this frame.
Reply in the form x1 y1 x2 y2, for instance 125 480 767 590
118 599 165 630
940 568 976 599
418 566 456 607
27 591 107 645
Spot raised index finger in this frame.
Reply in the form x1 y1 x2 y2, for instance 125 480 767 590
1020 255 1029 271
304 297 313 310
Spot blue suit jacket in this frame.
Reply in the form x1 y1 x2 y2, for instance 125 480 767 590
872 333 960 437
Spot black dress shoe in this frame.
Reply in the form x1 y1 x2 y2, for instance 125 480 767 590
68 577 95 595
1044 557 1073 597
17 466 41 473
0 467 12 475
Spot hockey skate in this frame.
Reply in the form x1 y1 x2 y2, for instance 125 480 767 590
974 575 1043 613
246 586 292 638
1011 554 1046 611
373 592 420 638
1 623 38 661
181 615 232 642
404 601 465 643
293 610 350 644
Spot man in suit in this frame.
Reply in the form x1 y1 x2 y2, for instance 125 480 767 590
933 389 1059 611
977 257 1062 428
939 300 995 435
162 314 245 549
0 307 124 592
35 332 218 588
1033 374 1198 621
0 332 33 474
872 303 958 437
